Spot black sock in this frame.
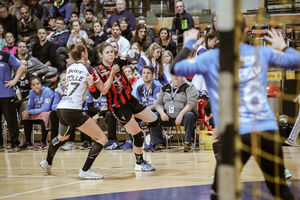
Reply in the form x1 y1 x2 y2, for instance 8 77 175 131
46 141 65 165
213 141 221 162
135 153 144 164
82 142 103 171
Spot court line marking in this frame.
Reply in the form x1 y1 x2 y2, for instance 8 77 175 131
0 170 133 199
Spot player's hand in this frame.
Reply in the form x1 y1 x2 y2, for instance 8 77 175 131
264 29 288 51
111 64 120 76
4 80 17 88
172 35 178 40
86 74 94 85
22 111 30 120
183 29 200 43
55 87 64 95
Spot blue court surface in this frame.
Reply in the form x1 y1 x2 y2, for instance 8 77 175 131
59 179 300 200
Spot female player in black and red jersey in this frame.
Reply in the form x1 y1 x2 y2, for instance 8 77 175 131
87 42 158 171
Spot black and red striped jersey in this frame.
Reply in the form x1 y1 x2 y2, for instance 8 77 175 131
92 64 132 110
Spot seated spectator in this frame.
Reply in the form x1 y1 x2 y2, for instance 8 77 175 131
16 41 57 79
137 43 168 85
158 27 177 57
163 50 173 82
32 28 57 69
68 11 80 30
75 36 98 67
106 21 130 55
89 20 108 47
104 0 136 34
17 5 43 43
0 23 6 49
79 0 97 21
196 32 219 56
171 0 194 43
67 19 88 46
136 16 156 43
155 75 198 152
2 32 17 55
20 76 54 150
49 0 71 25
8 0 23 20
47 17 70 47
119 17 132 42
124 65 138 87
135 66 163 151
0 3 18 40
27 0 48 26
131 24 152 52
14 60 31 115
81 9 96 36
109 40 121 56
45 17 56 33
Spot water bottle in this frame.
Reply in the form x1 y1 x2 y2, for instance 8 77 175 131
200 140 205 151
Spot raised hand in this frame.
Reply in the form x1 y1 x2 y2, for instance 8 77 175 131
264 29 288 51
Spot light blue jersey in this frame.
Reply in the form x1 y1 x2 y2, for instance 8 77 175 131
173 41 300 135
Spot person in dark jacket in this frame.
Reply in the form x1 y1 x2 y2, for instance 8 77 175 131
49 0 71 24
157 27 177 57
0 3 18 39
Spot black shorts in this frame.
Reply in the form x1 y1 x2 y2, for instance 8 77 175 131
56 108 89 127
111 96 146 125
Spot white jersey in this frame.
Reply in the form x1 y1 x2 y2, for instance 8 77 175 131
57 62 89 110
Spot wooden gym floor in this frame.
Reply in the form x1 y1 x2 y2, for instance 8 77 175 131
0 146 299 200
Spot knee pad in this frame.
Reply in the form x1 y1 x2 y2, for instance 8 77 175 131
132 131 144 147
146 117 160 127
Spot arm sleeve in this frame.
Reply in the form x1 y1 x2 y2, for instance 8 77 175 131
8 53 21 69
186 85 198 109
137 57 147 75
64 5 71 24
128 12 137 31
266 47 300 70
104 16 112 32
155 88 164 111
51 91 62 111
26 90 35 111
28 89 54 114
170 17 176 36
135 86 141 100
188 15 195 29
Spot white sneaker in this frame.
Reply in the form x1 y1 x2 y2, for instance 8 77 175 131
62 142 76 151
285 138 297 146
40 160 52 174
135 161 155 171
78 169 103 180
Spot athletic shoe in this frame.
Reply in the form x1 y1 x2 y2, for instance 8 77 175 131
135 161 155 171
40 160 52 174
285 138 298 146
19 141 33 150
9 147 20 153
285 168 292 179
61 142 76 151
144 143 153 151
183 142 192 152
151 144 165 152
119 140 133 149
78 169 103 179
0 145 5 152
80 141 92 150
106 142 119 150
34 142 47 150
104 139 117 148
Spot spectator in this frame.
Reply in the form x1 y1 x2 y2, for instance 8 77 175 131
104 0 136 34
79 0 97 20
0 23 6 49
155 75 198 152
124 65 138 86
135 66 163 151
0 50 26 152
17 5 43 43
171 0 194 43
2 32 17 55
131 24 152 52
16 41 57 79
106 21 130 56
119 17 133 42
162 50 173 82
89 20 108 47
67 19 88 46
157 27 177 57
27 0 48 25
47 17 70 48
49 0 71 25
8 0 23 20
68 11 80 30
137 43 168 85
0 4 18 40
81 9 96 37
32 28 57 69
136 16 156 43
196 32 219 56
109 40 121 56
21 76 54 150
45 17 56 33
75 36 98 67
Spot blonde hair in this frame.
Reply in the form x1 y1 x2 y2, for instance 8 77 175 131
145 43 164 79
163 50 173 64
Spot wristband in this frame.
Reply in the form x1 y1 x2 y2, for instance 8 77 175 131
88 84 96 92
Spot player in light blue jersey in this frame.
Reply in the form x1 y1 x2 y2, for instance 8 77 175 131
171 28 300 199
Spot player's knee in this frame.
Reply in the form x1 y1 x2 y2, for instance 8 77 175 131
132 131 144 147
52 136 68 146
94 136 107 146
146 115 160 127
57 134 69 141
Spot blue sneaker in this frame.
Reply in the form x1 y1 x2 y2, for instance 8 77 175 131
120 140 133 149
144 143 153 151
104 139 117 148
135 161 155 171
106 142 119 150
9 147 20 153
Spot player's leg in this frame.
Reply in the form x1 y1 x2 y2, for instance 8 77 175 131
285 113 300 146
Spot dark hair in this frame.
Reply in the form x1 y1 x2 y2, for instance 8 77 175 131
29 76 41 85
142 65 154 74
71 19 81 27
56 17 65 23
0 23 6 38
68 44 87 61
96 42 112 54
131 24 148 45
158 27 171 46
71 11 79 17
85 8 94 15
118 17 128 24
205 32 218 49
111 21 120 29
20 5 30 13
93 20 102 27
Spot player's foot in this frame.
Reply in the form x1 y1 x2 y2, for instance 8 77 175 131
285 138 298 146
135 161 155 171
40 160 52 174
78 169 103 179
285 168 292 179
